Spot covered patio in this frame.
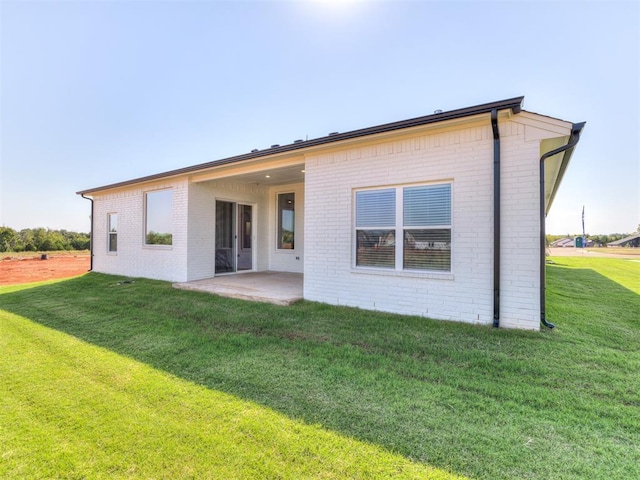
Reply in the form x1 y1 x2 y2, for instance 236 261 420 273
173 271 303 306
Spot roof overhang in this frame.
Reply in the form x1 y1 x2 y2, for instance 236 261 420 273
76 96 524 196
540 122 586 214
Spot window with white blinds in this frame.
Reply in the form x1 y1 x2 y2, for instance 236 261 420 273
355 183 451 271
355 189 396 268
403 184 451 226
356 189 395 228
403 184 451 271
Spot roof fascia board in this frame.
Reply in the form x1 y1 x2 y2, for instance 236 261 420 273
300 111 510 159
85 113 500 194
87 176 188 198
518 111 574 138
77 96 524 196
186 113 503 185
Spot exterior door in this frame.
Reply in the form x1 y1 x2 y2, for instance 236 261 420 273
215 201 235 274
237 204 252 271
215 201 253 274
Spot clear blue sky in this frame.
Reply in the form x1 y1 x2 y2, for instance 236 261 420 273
1 0 638 235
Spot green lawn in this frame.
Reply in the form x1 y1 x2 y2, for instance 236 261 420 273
1 257 638 479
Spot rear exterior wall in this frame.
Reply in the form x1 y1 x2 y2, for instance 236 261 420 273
303 118 541 329
92 179 189 282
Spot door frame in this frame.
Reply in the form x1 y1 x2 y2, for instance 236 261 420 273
214 199 256 275
237 203 253 271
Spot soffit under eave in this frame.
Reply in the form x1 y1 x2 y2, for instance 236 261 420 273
80 152 307 195
541 135 570 213
189 154 306 184
518 111 574 142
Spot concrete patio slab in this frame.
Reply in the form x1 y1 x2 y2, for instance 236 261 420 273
173 271 303 306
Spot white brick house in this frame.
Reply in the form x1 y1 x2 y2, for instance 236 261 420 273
78 97 584 330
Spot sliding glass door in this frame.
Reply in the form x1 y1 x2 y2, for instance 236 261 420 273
215 201 253 274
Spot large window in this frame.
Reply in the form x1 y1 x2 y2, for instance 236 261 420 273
145 189 173 245
277 192 295 249
355 183 451 271
107 213 118 252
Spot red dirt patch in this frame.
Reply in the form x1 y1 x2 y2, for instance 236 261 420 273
0 253 91 286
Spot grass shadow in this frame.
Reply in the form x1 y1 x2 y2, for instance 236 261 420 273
1 261 639 479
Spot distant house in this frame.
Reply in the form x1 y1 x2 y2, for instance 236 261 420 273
550 237 596 248
608 233 640 248
77 97 584 330
550 237 575 247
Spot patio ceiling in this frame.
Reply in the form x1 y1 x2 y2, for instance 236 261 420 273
195 163 305 186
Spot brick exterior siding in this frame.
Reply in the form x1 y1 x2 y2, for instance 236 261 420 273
304 118 542 329
92 179 189 282
88 110 576 331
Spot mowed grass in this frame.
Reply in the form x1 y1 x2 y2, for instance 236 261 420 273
1 257 638 479
1 311 454 480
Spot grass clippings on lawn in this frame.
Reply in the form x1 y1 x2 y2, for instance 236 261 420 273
1 256 639 479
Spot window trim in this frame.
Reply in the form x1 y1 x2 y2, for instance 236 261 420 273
353 181 452 273
144 188 174 248
276 191 296 251
107 212 118 253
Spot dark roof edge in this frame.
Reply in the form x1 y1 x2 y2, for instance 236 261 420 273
77 96 524 195
545 121 587 214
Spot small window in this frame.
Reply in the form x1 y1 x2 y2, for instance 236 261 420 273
145 189 173 245
107 213 118 252
277 192 295 249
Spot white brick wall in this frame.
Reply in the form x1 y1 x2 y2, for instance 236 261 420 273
187 182 216 281
93 177 272 282
92 179 189 282
89 111 571 331
303 117 543 329
498 129 542 330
